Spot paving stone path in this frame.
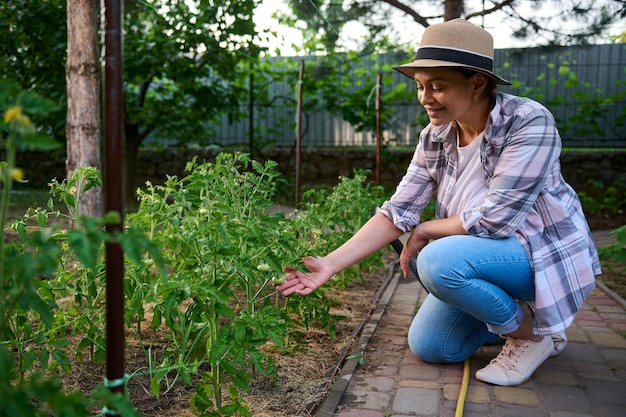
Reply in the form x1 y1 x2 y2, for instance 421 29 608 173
317 229 626 417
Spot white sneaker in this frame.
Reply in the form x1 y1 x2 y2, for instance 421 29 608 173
550 331 567 357
475 336 554 386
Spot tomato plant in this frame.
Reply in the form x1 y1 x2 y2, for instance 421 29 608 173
2 79 388 415
0 80 138 416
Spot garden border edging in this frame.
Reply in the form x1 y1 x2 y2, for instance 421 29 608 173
309 261 403 416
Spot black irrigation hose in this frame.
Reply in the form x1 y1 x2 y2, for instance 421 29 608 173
389 237 421 283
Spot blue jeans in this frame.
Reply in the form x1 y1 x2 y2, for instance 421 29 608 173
407 235 534 364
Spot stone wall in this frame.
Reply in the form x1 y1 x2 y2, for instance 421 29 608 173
15 147 626 196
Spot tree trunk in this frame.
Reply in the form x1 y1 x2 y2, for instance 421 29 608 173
66 0 103 220
444 0 464 20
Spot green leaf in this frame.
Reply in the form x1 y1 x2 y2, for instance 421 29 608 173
67 229 102 273
614 225 626 245
36 210 47 227
150 375 161 399
62 192 75 209
150 310 162 333
103 211 121 224
18 132 62 151
16 221 27 239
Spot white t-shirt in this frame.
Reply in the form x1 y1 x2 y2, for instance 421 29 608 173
447 132 489 217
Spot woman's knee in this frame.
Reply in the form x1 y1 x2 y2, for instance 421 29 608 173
408 326 469 364
407 324 449 363
416 236 468 292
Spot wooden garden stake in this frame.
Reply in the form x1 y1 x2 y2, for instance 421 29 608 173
295 59 305 208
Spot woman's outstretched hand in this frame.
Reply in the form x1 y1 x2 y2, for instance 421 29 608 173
275 255 335 296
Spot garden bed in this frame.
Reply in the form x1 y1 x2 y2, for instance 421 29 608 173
60 254 396 417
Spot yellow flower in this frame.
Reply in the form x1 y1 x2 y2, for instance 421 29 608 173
4 106 22 123
18 114 30 126
10 168 25 181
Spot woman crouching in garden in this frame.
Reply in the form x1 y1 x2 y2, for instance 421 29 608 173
276 19 601 386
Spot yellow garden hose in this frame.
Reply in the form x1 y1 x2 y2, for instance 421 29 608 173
455 358 471 417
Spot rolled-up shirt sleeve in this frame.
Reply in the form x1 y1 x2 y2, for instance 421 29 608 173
379 140 437 233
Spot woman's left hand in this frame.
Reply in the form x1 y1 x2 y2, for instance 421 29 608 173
400 227 429 278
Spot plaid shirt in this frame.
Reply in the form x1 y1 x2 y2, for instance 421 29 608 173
380 92 601 336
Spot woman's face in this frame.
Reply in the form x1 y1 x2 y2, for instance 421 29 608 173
413 68 483 126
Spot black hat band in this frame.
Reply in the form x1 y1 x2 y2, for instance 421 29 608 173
415 47 493 72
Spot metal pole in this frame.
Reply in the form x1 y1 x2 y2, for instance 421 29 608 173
295 60 304 208
249 68 254 158
104 0 125 409
375 73 382 186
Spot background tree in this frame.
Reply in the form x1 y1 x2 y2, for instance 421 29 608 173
66 0 102 219
0 0 67 146
1 0 102 219
1 0 264 204
121 0 262 203
278 0 626 52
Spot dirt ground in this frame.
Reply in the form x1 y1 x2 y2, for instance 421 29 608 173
61 214 625 417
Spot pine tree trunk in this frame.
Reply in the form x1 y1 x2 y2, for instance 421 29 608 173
66 0 103 220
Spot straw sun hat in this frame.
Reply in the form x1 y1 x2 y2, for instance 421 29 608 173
394 18 511 85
